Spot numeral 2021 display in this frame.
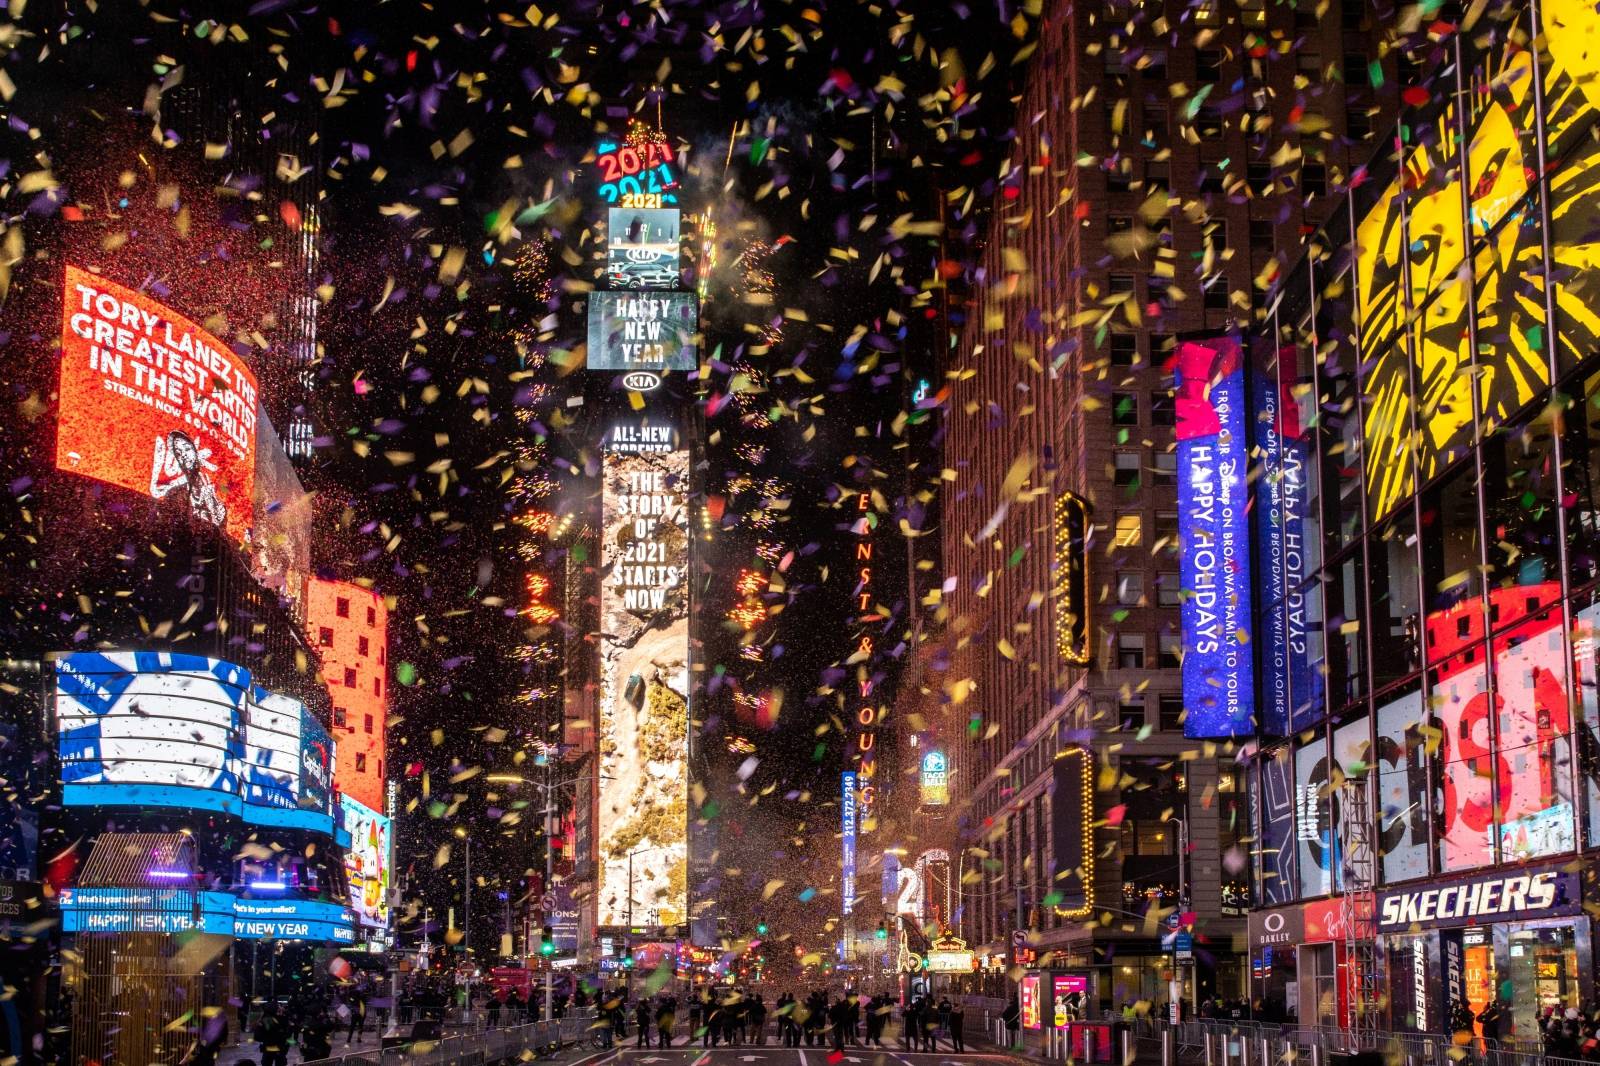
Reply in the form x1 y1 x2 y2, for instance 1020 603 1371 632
596 139 680 205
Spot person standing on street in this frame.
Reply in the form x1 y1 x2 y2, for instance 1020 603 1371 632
949 1002 966 1053
253 1005 290 1066
656 995 676 1048
636 997 654 1048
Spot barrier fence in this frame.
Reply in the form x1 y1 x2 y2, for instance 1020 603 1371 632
297 1015 592 1066
1111 1018 1594 1066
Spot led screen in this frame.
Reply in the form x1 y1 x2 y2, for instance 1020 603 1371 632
841 771 858 916
1176 334 1256 737
587 291 699 371
1492 612 1575 862
1433 654 1494 872
607 208 681 290
340 795 392 930
594 137 680 206
1376 690 1430 882
1255 744 1296 906
59 887 355 943
1294 739 1332 898
56 265 258 544
596 442 689 928
55 651 337 833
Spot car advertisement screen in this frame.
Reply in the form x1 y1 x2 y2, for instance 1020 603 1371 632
587 291 698 371
56 265 258 544
341 794 392 929
55 651 336 833
1176 334 1256 738
596 436 690 928
607 208 681 289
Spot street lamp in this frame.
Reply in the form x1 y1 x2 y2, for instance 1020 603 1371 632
1166 815 1192 1021
625 844 672 994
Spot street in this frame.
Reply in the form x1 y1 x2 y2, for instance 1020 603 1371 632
584 1048 1017 1066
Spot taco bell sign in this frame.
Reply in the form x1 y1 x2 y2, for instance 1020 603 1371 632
1176 334 1255 738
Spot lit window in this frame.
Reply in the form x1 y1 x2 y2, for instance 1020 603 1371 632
318 627 334 647
1114 514 1143 547
356 753 367 773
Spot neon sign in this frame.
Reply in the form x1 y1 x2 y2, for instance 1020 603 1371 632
595 137 680 206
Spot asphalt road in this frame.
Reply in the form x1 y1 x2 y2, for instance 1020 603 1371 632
571 1045 1018 1066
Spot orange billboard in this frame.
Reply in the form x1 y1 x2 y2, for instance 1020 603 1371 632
56 265 258 544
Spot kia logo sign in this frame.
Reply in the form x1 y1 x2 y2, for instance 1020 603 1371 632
622 371 662 391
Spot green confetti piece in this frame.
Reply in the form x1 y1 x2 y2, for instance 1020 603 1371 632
1368 60 1384 88
1007 546 1026 568
1527 324 1544 351
396 662 418 686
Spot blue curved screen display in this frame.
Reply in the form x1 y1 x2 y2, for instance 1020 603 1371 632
55 651 339 836
59 886 355 943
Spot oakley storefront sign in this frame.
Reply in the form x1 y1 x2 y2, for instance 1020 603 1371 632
1376 863 1582 932
1247 905 1304 948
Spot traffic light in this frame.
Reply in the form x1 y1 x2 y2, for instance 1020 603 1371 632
875 921 888 941
622 952 635 969
756 922 768 936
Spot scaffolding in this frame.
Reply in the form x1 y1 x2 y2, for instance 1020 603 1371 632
1339 775 1380 1040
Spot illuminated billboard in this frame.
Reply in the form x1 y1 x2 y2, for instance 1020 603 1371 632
60 887 355 943
1175 334 1256 738
608 208 681 290
55 651 338 833
1053 491 1091 666
587 291 698 372
594 136 680 207
304 579 389 813
841 771 859 915
919 751 949 807
596 440 689 928
341 794 392 930
56 265 258 544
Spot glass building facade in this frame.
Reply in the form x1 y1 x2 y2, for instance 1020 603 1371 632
1242 0 1600 1041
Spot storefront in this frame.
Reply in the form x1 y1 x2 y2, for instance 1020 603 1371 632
1245 897 1354 1024
1376 862 1592 1041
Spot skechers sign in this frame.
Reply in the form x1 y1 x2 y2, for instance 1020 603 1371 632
1176 334 1256 738
1376 864 1581 931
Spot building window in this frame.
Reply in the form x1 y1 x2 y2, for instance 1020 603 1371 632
318 627 334 647
1114 452 1142 487
1155 511 1179 552
1114 513 1144 547
1348 106 1373 140
1110 333 1138 366
1196 106 1223 139
1157 572 1182 606
1303 163 1327 196
1158 694 1184 729
1108 163 1133 192
344 667 357 688
358 635 370 657
1109 273 1136 295
1109 215 1134 234
1146 161 1169 190
1119 699 1147 730
334 707 347 728
1197 48 1222 81
1142 49 1167 80
1344 52 1369 85
1150 333 1175 360
373 677 382 697
1117 634 1146 669
1153 451 1178 484
1297 53 1322 78
1204 280 1231 311
1117 572 1145 605
367 606 377 626
1159 634 1182 670
1247 162 1272 196
1249 218 1275 250
1147 275 1173 307
336 597 350 618
364 714 374 734
1340 0 1365 28
356 753 367 773
1150 391 1175 427
1113 392 1139 426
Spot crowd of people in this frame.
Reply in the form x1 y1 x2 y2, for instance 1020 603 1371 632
575 986 968 1052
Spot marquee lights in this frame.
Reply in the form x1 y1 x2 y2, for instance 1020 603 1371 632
844 487 881 919
1052 745 1096 919
1054 492 1091 667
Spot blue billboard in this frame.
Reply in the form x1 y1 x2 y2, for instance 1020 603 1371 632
59 887 355 943
55 652 340 835
841 771 858 916
1175 335 1256 738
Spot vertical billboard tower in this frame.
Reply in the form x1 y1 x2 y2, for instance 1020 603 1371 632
587 121 696 941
